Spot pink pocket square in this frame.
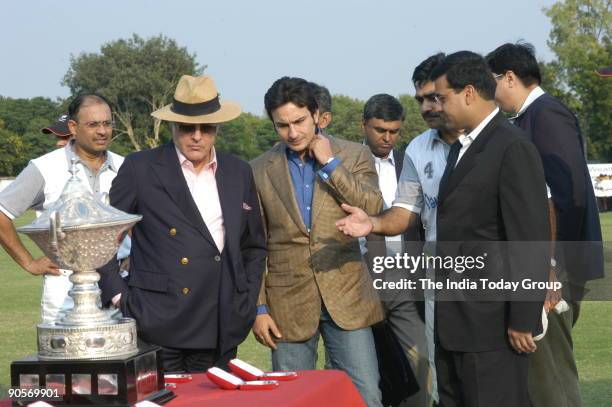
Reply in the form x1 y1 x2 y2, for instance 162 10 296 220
242 202 252 211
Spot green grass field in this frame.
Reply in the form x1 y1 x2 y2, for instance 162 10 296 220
0 212 611 405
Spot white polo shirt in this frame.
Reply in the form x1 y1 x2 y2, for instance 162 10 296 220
393 128 451 242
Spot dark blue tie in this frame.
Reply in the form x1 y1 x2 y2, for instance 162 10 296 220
439 140 462 193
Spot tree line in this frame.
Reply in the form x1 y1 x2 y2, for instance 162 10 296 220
0 90 428 177
0 0 609 177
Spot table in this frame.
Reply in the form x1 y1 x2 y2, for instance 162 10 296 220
167 370 365 407
1 370 365 407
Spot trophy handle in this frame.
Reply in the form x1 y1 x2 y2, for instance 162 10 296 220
49 211 65 256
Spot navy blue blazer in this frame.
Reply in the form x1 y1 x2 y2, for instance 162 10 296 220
514 93 604 282
98 142 267 353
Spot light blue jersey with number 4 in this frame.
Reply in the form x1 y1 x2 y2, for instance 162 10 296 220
392 128 451 242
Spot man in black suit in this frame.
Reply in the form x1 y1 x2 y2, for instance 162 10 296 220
487 42 604 407
428 51 550 406
361 94 429 407
98 75 267 372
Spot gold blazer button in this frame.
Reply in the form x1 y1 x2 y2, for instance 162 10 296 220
169 228 177 236
180 257 189 265
182 287 190 295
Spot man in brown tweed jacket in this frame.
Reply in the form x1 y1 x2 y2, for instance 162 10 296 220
251 77 384 406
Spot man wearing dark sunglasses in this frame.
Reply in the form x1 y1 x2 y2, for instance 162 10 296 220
97 75 267 373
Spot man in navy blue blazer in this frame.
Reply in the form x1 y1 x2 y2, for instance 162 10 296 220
98 75 267 372
487 42 604 407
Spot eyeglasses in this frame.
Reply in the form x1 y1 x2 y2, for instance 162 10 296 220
433 93 450 104
493 73 505 80
177 123 218 133
80 120 114 130
434 89 464 104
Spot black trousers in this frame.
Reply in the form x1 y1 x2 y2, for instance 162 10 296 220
436 345 530 407
138 338 237 373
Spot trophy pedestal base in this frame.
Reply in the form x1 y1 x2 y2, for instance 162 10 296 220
10 345 174 406
37 317 138 361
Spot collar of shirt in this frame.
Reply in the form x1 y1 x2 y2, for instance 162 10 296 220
431 129 444 146
64 139 117 173
176 145 218 174
512 86 545 119
455 107 499 166
285 147 316 167
362 140 396 166
464 106 500 145
430 129 462 149
373 152 395 167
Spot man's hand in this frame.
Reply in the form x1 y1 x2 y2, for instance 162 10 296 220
25 256 61 276
252 313 282 349
508 328 537 354
308 134 333 165
544 268 562 312
336 203 373 237
119 257 130 273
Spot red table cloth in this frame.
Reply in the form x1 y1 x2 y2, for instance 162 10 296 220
167 369 365 407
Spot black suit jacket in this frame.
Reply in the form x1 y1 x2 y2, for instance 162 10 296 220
436 111 550 352
514 93 604 282
98 142 267 353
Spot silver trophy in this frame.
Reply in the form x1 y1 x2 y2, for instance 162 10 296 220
11 159 173 405
17 159 141 360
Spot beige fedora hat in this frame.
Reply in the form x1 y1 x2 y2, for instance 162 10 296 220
151 75 241 124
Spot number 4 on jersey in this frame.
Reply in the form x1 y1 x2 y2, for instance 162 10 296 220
424 161 434 179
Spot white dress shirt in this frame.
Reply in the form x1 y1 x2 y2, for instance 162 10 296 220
360 152 402 256
512 86 545 119
455 107 500 166
374 154 399 210
177 146 225 252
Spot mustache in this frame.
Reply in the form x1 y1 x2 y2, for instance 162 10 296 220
423 112 441 119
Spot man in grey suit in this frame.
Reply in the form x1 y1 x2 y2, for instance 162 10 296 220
361 93 431 407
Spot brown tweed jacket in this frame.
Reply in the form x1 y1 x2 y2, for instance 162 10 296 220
250 136 384 342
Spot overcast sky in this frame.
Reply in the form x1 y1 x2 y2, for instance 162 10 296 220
2 0 557 115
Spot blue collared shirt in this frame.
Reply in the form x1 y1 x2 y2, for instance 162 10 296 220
256 146 339 315
285 148 340 231
286 150 316 230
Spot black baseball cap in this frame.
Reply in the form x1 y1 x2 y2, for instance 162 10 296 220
597 65 612 77
41 113 71 137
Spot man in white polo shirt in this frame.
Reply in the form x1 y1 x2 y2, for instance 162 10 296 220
337 53 462 406
0 94 126 324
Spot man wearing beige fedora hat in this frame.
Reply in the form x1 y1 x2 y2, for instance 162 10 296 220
97 75 267 372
